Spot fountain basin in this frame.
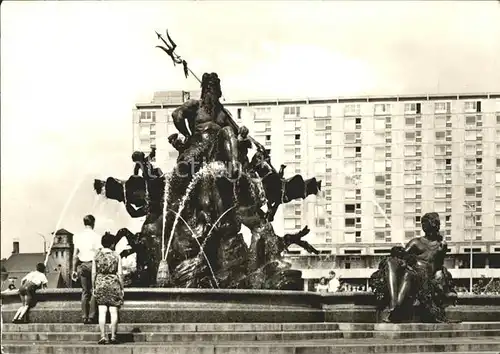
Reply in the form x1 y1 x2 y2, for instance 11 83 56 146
2 289 500 323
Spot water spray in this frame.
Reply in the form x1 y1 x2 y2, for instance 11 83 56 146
350 174 404 247
160 174 172 261
44 160 94 266
164 208 220 288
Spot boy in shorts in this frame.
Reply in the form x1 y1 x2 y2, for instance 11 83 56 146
11 263 48 323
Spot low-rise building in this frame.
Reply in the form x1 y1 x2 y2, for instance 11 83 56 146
1 229 74 291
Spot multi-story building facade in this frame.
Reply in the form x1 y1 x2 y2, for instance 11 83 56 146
134 91 500 290
132 90 201 164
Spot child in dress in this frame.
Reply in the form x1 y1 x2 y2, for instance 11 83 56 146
93 233 124 344
12 263 48 323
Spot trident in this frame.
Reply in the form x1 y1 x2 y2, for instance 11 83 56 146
155 30 201 83
155 29 269 157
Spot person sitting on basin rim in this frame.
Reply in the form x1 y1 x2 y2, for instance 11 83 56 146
11 263 48 323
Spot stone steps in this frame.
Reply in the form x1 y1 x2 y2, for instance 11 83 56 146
2 337 500 354
4 321 500 332
3 329 500 342
3 322 500 353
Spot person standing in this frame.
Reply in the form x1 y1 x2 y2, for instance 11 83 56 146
328 271 340 293
72 215 101 324
92 232 124 344
316 277 329 293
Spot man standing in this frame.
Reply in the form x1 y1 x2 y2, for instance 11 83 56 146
72 215 101 324
328 271 340 293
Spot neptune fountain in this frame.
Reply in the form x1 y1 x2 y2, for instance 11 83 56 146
93 71 322 290
4 31 490 330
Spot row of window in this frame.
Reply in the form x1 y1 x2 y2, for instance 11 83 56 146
341 201 463 216
337 155 495 171
281 110 496 128
139 111 156 122
252 105 499 121
363 186 486 199
140 113 498 133
294 217 500 234
286 227 500 246
342 228 457 243
343 101 481 117
283 105 333 118
286 217 499 243
343 118 500 133
288 188 499 210
137 115 497 146
345 132 494 146
339 142 496 157
341 158 486 174
138 99 500 123
323 212 497 231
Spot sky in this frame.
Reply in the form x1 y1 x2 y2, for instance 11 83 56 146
1 1 500 258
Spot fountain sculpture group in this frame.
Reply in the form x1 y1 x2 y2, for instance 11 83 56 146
92 72 460 322
94 72 322 290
